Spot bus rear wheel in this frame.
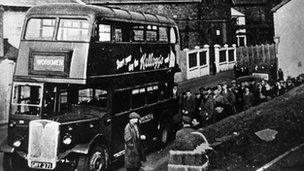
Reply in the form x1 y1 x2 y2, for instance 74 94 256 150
3 153 26 171
76 145 109 171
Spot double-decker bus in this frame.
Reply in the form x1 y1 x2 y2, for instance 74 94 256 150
0 3 180 171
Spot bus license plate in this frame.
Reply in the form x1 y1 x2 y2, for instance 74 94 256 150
30 161 53 169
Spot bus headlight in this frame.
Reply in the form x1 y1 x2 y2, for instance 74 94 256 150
63 134 72 145
13 138 22 147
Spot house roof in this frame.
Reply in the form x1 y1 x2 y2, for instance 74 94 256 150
3 40 18 60
231 8 244 16
0 0 80 7
271 0 291 12
86 0 201 4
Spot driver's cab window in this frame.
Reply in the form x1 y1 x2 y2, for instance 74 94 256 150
43 85 70 116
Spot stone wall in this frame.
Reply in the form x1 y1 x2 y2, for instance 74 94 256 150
168 131 212 171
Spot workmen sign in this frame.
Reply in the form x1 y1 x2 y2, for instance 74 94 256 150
33 55 65 72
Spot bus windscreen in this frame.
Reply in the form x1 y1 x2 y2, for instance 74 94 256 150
24 18 89 41
57 19 89 41
25 18 56 40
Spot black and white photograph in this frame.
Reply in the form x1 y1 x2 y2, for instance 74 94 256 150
0 0 303 170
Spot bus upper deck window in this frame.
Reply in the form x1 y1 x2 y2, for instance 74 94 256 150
98 24 111 42
146 25 157 42
115 28 122 42
57 19 89 41
132 25 144 42
159 27 168 42
25 18 55 40
170 27 177 43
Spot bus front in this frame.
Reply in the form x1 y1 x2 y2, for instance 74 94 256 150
0 5 100 171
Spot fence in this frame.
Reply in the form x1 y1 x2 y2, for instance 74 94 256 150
236 44 276 68
177 45 210 80
175 44 237 82
215 44 237 73
0 59 15 125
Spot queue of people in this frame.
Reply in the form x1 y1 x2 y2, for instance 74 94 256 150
175 73 304 130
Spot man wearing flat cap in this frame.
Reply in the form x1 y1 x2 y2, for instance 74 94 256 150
124 112 146 171
173 116 196 150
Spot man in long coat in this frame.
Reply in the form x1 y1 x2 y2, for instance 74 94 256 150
124 112 146 171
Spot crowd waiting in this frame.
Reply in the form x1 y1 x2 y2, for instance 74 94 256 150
173 73 304 129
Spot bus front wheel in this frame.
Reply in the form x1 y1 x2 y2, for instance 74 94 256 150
77 145 109 171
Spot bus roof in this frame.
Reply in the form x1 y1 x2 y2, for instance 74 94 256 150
26 3 176 26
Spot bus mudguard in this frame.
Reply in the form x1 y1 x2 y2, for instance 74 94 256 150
58 134 106 159
0 138 14 153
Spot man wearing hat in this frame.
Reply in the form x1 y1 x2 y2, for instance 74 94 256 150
124 112 146 171
173 116 196 150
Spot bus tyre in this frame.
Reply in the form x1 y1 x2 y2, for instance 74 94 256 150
3 153 26 171
77 145 109 171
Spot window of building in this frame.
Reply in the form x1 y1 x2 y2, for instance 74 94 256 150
219 51 226 63
199 51 207 66
98 24 111 42
188 53 197 68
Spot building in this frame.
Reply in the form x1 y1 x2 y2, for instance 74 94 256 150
273 0 304 79
231 7 246 46
85 0 234 49
232 0 282 46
